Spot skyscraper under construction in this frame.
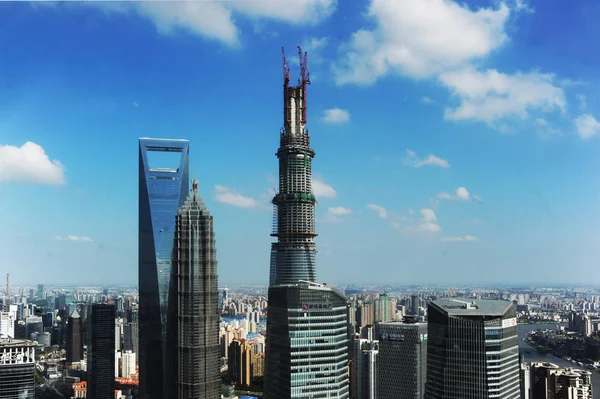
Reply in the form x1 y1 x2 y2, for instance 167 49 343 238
166 178 220 399
263 47 349 399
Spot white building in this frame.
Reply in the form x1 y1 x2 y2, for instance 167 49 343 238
121 350 136 378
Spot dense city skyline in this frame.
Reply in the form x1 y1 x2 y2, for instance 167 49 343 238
2 0 600 286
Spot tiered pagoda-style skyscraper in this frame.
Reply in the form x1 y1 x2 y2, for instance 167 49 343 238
166 178 220 399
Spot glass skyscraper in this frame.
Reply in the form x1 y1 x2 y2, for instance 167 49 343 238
263 47 349 399
425 298 520 399
138 138 189 399
87 304 116 399
377 318 427 399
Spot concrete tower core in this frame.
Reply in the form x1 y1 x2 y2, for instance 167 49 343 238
269 47 317 286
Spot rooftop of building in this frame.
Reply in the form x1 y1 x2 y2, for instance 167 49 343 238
431 297 513 316
0 338 37 348
379 320 427 326
139 137 189 142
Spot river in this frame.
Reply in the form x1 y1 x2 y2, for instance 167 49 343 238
519 323 599 398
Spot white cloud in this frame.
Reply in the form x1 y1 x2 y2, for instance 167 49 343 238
301 36 329 64
322 108 350 124
414 208 442 232
90 0 336 47
0 141 66 185
440 67 566 124
53 235 94 242
332 0 567 130
576 94 587 111
366 203 387 219
441 234 478 242
132 102 139 107
328 206 352 216
535 118 562 140
312 178 337 198
214 185 259 208
438 187 471 201
422 96 435 104
512 0 534 13
403 149 450 168
575 114 600 140
333 0 510 85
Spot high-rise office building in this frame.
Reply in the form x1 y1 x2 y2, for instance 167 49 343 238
66 308 83 363
520 360 531 399
36 284 44 300
350 332 378 399
87 304 116 399
377 317 427 399
411 295 420 316
425 298 520 399
263 47 349 399
166 178 220 399
0 338 35 398
139 137 189 399
374 293 394 323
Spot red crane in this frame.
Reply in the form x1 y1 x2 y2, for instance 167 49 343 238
297 45 311 124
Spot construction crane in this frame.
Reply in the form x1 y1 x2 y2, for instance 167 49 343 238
281 47 290 84
297 46 311 124
449 287 456 297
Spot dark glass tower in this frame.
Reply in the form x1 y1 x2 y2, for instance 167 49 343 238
66 308 82 363
425 298 520 399
87 304 116 399
377 320 427 399
263 47 349 399
166 179 220 399
138 138 189 399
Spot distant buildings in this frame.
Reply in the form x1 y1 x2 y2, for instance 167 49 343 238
522 361 593 399
87 304 116 399
425 298 520 399
0 304 17 338
377 317 427 399
138 137 189 399
227 336 265 386
0 338 35 399
166 178 220 399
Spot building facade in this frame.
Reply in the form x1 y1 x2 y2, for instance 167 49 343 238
377 319 427 399
87 304 116 399
263 47 349 399
138 138 189 399
425 298 520 399
350 334 378 399
166 178 220 399
66 308 83 363
0 338 35 399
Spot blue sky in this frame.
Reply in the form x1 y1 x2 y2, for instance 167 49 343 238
1 0 600 286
